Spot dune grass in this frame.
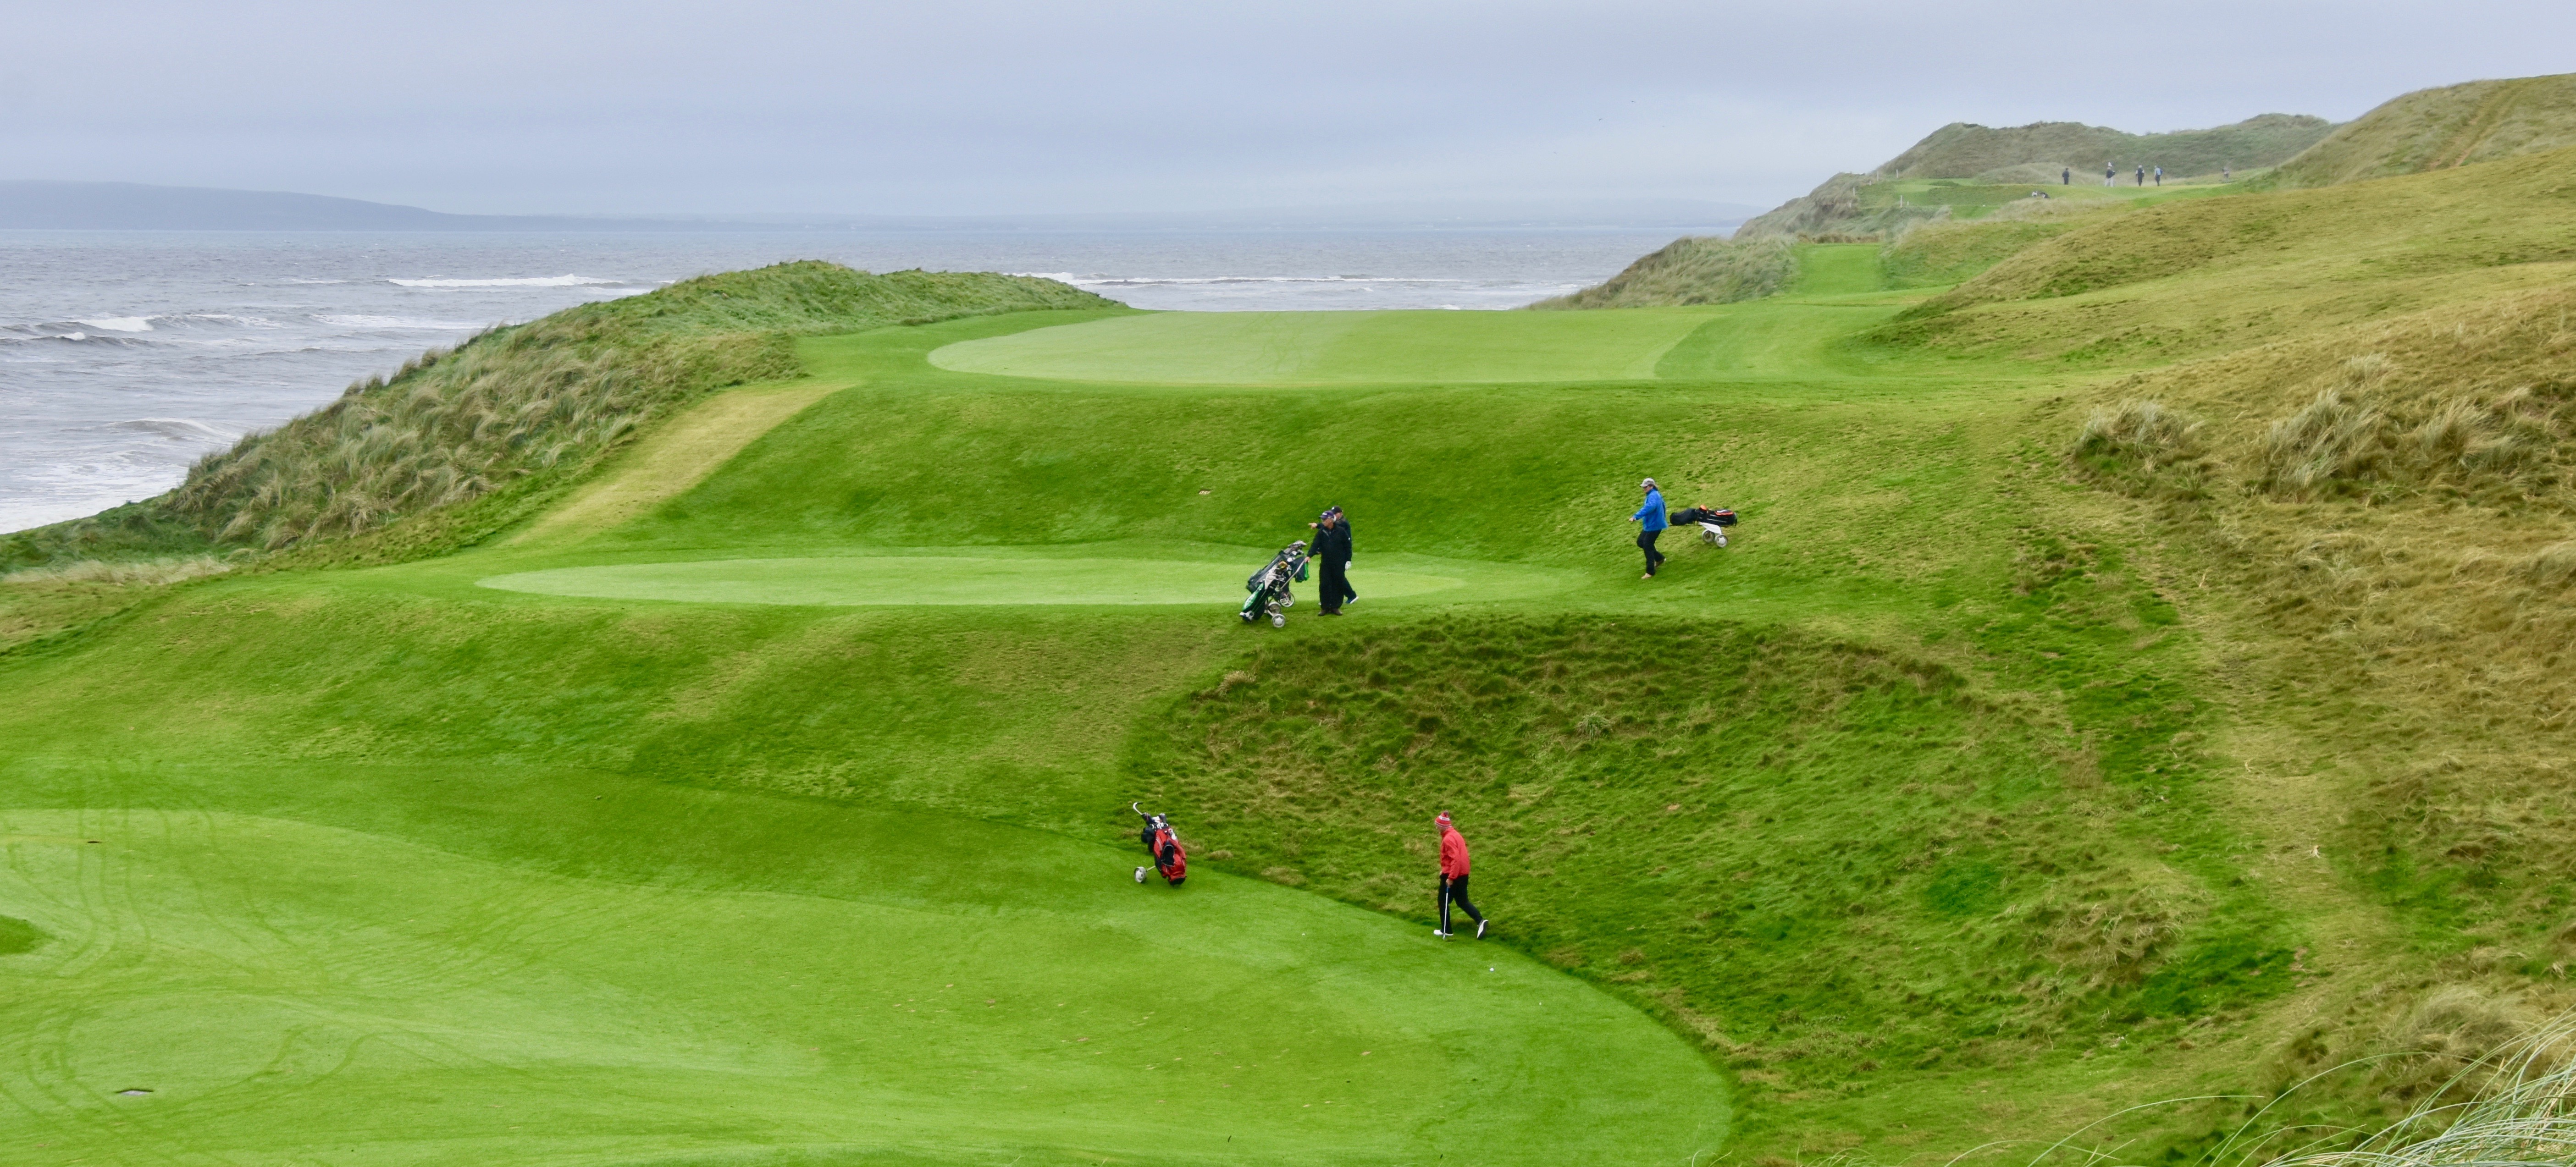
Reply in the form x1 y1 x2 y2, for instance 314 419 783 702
1527 236 1799 309
2265 73 2576 189
1874 146 2576 365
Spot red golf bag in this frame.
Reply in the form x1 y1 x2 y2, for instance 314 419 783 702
1133 803 1187 887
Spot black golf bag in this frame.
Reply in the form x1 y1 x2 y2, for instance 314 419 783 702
1239 540 1308 628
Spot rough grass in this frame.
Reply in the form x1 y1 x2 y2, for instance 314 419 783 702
2046 271 2576 1067
1528 236 1797 308
2072 400 2211 499
0 263 1111 569
1876 146 2576 364
1126 611 2287 1151
2266 73 2576 189
1733 113 2327 242
1879 115 2335 184
1883 218 2083 288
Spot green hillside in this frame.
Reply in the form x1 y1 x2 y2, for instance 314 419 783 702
1878 114 2333 182
2266 72 2576 188
1729 114 2330 245
1878 144 2576 362
9 77 2576 1167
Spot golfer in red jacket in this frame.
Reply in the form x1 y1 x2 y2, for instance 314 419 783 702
1435 812 1488 939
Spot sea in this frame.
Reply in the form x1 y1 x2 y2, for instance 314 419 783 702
0 229 1680 534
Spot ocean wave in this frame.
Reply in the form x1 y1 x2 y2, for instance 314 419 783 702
76 317 155 333
109 418 242 443
313 314 490 331
388 275 619 288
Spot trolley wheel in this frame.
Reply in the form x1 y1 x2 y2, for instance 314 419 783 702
1701 528 1719 545
1271 613 1287 628
1134 866 1148 883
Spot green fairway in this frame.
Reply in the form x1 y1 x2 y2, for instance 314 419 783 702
926 308 1710 384
1 804 1723 1165
477 550 1572 609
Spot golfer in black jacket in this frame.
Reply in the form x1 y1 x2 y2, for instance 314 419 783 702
1308 507 1355 616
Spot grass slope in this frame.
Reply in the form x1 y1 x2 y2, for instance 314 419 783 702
1878 115 2334 183
1527 237 1798 309
2267 72 2576 188
1875 145 2576 364
0 569 1723 1165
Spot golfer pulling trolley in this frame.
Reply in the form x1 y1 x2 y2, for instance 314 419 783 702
1434 812 1488 939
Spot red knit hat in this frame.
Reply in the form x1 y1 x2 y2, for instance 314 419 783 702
1435 812 1452 827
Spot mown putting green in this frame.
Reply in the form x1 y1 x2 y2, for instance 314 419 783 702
927 308 1711 384
477 554 1480 607
1 804 1722 1165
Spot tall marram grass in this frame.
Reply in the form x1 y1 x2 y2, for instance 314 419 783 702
173 324 786 549
2259 354 2566 500
2229 1011 2576 1167
0 263 1111 567
2071 399 2210 498
1528 236 1797 309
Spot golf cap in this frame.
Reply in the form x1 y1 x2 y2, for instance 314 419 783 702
1435 812 1452 827
1641 477 1657 490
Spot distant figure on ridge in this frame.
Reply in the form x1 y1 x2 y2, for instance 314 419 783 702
2136 164 2147 187
2062 167 2071 186
1629 477 1667 579
1307 506 1354 615
2154 165 2164 186
1433 812 1487 939
2105 162 2116 186
2224 164 2233 182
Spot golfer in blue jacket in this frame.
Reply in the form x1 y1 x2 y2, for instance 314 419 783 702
1630 477 1668 579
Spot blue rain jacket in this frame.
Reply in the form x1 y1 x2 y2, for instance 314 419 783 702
1632 488 1667 531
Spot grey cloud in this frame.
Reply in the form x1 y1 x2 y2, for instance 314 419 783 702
6 0 2571 215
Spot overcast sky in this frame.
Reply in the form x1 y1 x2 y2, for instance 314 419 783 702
6 1 2570 217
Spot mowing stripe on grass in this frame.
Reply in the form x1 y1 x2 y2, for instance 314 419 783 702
513 380 846 547
477 555 1476 607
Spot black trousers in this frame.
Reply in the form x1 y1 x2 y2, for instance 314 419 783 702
1440 874 1483 932
1319 561 1354 612
1637 528 1665 575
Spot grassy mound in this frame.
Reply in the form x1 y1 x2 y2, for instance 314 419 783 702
1881 218 2082 287
1878 115 2334 183
1732 114 2329 242
1527 237 1797 308
1873 145 2576 363
2266 72 2576 189
1128 614 2283 1148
